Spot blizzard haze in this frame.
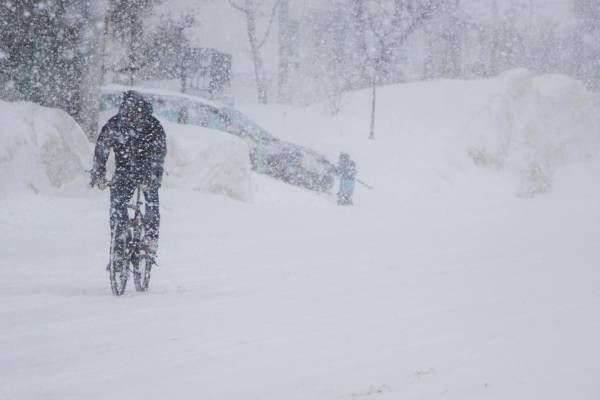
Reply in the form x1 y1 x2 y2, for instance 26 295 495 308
1 0 599 400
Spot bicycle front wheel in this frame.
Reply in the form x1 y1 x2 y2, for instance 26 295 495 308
109 262 129 296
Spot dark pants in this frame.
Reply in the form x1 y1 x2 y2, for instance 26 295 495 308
110 176 160 263
337 177 355 206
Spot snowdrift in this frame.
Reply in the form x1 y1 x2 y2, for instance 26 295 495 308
465 70 600 196
255 69 600 199
0 100 91 198
0 103 252 201
161 121 253 202
364 70 600 197
97 111 253 201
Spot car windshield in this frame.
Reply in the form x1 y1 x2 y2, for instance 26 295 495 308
100 92 122 111
221 107 272 141
101 90 276 146
146 96 232 132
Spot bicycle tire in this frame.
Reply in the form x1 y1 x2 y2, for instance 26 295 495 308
131 205 152 292
109 262 128 296
133 256 152 292
109 228 129 296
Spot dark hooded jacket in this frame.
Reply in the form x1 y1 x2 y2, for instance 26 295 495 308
93 96 167 187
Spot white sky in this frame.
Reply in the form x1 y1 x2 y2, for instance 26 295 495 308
153 0 575 74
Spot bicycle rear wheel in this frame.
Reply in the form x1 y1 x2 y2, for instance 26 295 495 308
133 256 152 292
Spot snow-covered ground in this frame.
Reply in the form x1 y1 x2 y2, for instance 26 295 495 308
1 72 600 399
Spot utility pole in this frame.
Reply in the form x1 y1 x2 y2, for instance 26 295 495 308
369 57 380 140
369 82 376 140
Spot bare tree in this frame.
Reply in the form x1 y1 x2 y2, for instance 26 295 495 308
78 1 108 140
277 0 292 103
106 0 157 85
0 0 107 139
437 0 464 78
228 0 280 104
351 0 370 87
572 0 600 90
364 0 444 82
363 0 444 139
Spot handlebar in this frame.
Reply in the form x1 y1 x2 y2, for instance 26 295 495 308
97 179 111 190
93 179 150 193
88 168 151 192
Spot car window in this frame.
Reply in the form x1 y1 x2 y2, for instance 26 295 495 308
221 107 272 140
100 91 274 145
151 97 181 123
207 108 232 131
100 93 121 111
186 104 231 131
301 155 328 174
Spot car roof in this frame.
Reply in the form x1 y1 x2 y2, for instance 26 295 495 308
101 85 336 169
101 84 223 109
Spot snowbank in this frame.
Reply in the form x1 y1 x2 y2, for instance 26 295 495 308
161 121 253 202
0 102 252 201
251 70 600 199
0 100 91 198
82 111 255 202
465 70 600 197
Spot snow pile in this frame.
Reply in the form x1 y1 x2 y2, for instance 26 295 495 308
0 102 252 202
465 70 600 197
257 70 600 199
0 100 91 198
96 110 253 202
161 121 253 202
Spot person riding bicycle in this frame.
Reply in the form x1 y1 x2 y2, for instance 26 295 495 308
89 90 167 269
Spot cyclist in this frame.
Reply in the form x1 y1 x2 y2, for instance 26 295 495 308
90 90 167 270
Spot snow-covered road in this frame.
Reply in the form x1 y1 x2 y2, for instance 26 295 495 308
3 70 600 399
2 183 599 400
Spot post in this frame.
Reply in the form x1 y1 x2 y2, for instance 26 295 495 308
369 57 380 140
369 82 376 140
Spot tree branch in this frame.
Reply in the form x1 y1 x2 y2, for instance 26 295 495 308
388 0 443 48
257 0 281 50
366 2 395 43
227 0 248 13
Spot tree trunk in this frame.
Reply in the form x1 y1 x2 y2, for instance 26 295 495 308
489 0 500 76
128 8 143 86
352 0 369 87
246 3 268 104
77 1 107 141
277 0 291 103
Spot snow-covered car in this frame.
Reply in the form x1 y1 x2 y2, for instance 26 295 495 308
100 85 336 192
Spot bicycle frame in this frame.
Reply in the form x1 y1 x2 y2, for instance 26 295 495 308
127 186 150 263
106 182 154 295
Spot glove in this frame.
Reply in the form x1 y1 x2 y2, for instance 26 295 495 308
143 172 162 191
89 169 106 189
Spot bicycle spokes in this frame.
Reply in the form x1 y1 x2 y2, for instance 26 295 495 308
107 186 155 295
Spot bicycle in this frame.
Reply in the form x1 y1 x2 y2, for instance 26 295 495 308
102 181 155 296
